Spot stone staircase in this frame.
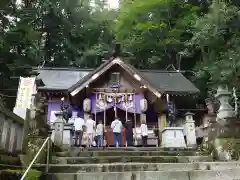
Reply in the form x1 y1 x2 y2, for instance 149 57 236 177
34 147 240 180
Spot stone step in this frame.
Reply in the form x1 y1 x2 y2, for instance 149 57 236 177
44 169 240 180
56 150 206 157
52 156 212 164
34 162 240 173
69 147 198 152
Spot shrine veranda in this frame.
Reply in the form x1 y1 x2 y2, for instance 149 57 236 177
34 57 200 146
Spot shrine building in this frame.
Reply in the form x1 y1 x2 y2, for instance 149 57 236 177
34 57 200 146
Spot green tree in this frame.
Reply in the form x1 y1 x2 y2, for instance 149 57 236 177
0 0 117 108
115 0 199 69
186 0 240 92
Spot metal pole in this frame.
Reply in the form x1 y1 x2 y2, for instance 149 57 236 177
94 92 97 148
125 105 128 147
103 104 106 148
45 138 50 173
95 92 97 122
134 94 137 146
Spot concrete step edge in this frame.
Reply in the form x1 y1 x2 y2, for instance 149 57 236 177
45 169 240 174
35 161 240 167
54 155 211 159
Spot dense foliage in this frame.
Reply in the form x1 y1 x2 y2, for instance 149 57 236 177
1 0 240 107
0 0 116 107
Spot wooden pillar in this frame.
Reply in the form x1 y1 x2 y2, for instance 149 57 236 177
159 114 167 144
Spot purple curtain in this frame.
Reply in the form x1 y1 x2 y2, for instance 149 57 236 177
90 93 143 114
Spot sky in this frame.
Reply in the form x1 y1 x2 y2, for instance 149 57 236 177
107 0 119 9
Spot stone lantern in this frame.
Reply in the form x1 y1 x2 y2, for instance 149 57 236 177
215 86 235 121
184 112 197 148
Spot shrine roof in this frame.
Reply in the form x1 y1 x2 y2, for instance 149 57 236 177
34 67 199 95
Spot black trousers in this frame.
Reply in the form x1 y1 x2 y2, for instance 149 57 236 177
142 136 148 147
75 130 83 146
196 137 203 146
126 131 133 146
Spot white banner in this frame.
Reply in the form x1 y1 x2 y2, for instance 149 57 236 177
15 77 36 109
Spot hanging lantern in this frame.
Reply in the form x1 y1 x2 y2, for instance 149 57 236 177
140 98 148 112
83 98 91 112
129 94 133 101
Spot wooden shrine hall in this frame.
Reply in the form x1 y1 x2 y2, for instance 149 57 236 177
34 57 200 146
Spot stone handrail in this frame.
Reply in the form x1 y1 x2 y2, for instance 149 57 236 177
0 105 25 153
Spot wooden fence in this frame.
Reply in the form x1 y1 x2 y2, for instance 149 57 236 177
0 105 25 153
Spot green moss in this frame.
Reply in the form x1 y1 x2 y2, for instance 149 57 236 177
0 169 42 180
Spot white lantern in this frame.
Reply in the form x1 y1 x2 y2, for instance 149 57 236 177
83 98 91 112
140 98 148 112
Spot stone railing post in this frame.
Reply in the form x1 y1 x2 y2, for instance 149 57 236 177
184 112 197 148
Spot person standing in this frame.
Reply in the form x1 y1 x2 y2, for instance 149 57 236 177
85 115 96 148
96 120 104 147
111 116 122 147
73 112 85 147
125 119 133 147
140 120 148 147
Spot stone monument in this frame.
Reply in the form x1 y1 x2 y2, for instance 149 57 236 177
184 112 197 148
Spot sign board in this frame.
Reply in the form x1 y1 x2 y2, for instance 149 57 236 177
15 77 36 109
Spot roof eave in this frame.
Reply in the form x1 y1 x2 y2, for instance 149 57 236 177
38 87 68 92
163 90 200 95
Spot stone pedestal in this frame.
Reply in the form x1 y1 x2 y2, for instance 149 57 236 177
161 127 186 148
184 112 197 148
62 123 74 148
52 112 64 148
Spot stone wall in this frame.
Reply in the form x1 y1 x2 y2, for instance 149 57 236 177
0 105 24 154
